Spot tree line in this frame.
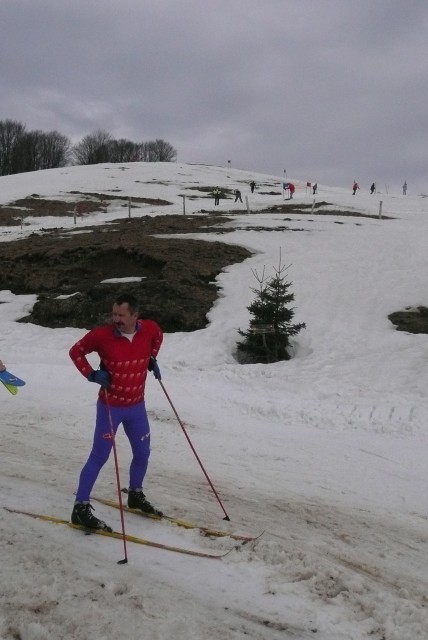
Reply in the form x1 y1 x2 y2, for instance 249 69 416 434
0 119 177 176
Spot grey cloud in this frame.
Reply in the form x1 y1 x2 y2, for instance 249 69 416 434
0 0 427 192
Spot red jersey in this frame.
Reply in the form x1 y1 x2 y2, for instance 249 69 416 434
69 319 163 407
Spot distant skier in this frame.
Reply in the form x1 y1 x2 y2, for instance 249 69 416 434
288 183 295 199
312 183 318 195
402 180 407 195
234 189 243 203
212 187 221 206
250 181 256 193
352 181 360 195
370 182 376 194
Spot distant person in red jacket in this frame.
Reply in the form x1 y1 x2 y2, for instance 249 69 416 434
352 181 360 195
69 293 163 531
288 183 295 199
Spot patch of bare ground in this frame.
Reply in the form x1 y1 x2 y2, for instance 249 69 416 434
260 201 394 219
0 194 408 334
388 306 428 334
0 192 173 226
0 213 251 331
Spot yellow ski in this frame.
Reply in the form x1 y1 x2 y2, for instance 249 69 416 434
94 495 260 542
4 507 227 559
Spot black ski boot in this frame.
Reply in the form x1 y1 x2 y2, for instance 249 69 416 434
127 489 163 517
71 502 112 532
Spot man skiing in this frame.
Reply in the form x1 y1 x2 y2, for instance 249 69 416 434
69 293 163 531
212 186 221 206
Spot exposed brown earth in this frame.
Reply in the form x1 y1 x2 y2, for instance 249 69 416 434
388 307 428 334
0 210 252 331
0 194 423 333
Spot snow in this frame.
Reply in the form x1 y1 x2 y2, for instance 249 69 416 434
1 163 427 640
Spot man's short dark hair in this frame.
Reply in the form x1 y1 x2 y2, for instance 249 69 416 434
114 293 139 314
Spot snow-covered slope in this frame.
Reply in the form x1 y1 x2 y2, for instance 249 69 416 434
1 163 427 639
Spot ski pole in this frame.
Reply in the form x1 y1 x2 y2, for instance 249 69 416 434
158 379 230 521
104 389 128 564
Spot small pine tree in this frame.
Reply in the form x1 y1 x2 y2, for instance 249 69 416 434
237 259 306 363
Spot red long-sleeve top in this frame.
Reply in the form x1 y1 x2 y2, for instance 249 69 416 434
69 320 163 407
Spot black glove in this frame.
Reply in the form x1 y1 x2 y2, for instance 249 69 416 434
148 356 161 380
87 370 111 388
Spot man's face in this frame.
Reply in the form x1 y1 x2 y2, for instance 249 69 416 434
112 303 138 333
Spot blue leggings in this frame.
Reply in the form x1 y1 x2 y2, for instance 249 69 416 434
76 400 151 502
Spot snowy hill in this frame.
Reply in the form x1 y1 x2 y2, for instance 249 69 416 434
1 163 428 640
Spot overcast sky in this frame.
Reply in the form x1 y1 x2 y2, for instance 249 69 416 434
1 0 427 193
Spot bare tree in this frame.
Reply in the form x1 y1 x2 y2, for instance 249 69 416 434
108 138 141 163
13 130 43 172
0 119 26 175
73 129 113 165
0 119 177 172
139 142 152 162
72 130 176 165
140 139 177 162
10 129 71 173
153 139 177 162
40 131 71 168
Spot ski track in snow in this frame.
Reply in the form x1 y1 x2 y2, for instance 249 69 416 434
2 392 428 640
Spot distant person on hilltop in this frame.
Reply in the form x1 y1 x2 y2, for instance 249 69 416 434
250 181 256 193
234 189 243 203
352 181 360 195
312 183 318 195
402 180 407 195
288 183 295 199
212 187 221 206
370 182 376 194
